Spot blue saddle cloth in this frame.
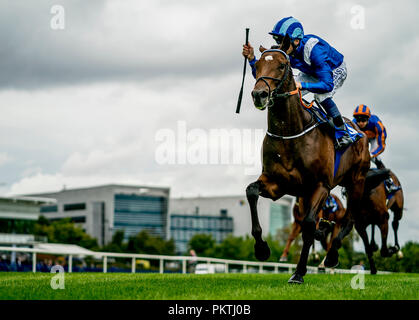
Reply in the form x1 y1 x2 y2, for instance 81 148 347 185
305 104 363 176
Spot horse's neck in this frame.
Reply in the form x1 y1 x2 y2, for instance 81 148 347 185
267 91 311 137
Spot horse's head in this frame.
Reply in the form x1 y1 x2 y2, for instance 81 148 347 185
251 34 292 110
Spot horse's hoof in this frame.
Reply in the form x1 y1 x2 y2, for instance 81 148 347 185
324 250 339 268
288 273 304 284
279 256 287 262
388 246 398 256
254 241 271 261
370 267 377 275
314 230 324 241
380 249 390 257
397 251 404 260
371 243 379 252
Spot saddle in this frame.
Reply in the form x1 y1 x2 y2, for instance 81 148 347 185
301 98 335 133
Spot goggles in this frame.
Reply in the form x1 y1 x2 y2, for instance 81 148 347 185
273 34 284 44
355 116 369 123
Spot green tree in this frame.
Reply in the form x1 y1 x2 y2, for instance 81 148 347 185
126 230 175 255
101 230 126 253
33 216 98 250
188 234 215 256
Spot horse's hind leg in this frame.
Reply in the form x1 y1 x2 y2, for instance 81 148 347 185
355 223 377 274
391 204 403 252
325 181 364 268
289 184 328 284
246 176 283 261
378 212 394 257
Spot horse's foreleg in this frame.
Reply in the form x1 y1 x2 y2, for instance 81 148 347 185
324 216 353 268
370 224 379 252
289 184 329 284
327 223 341 251
280 221 301 262
246 177 283 261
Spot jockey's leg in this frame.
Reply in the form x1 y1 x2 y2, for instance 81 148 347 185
371 155 385 169
320 98 360 150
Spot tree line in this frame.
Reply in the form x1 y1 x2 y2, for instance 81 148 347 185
33 216 419 273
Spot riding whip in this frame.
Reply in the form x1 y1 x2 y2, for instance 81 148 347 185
236 28 250 114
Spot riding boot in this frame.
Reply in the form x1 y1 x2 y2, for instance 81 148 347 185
371 157 385 169
334 118 358 150
320 99 360 150
384 177 400 194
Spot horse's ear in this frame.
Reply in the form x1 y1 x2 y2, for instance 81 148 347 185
259 45 267 53
280 34 291 52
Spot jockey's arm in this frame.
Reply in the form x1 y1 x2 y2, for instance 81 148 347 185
300 45 334 94
371 121 386 157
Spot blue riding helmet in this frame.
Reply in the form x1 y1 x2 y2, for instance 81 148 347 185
269 16 304 42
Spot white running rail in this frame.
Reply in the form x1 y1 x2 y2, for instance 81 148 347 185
0 246 391 275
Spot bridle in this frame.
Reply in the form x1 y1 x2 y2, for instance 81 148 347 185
255 49 319 140
255 49 299 107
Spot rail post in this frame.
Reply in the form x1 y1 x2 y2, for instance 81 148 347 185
159 259 164 274
182 259 186 274
69 254 73 273
131 257 136 273
32 252 36 273
103 256 107 273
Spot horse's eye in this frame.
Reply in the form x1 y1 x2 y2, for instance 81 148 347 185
279 63 286 70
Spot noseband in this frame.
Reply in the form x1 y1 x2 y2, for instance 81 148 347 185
255 49 298 106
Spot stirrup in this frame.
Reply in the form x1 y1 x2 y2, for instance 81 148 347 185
334 136 353 150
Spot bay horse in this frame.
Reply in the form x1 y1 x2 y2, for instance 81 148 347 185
364 170 404 260
246 34 371 284
280 194 346 262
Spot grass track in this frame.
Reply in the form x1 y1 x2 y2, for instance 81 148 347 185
0 273 418 300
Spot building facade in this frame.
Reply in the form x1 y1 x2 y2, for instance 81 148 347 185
170 213 233 253
169 195 294 254
0 196 55 236
27 184 170 245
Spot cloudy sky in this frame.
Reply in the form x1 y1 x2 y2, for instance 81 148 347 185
0 0 418 245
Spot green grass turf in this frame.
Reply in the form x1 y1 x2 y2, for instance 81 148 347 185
0 272 418 300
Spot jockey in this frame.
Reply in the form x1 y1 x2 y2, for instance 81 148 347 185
353 104 399 194
242 16 360 150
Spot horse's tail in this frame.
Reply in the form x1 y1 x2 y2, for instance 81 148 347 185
364 168 390 193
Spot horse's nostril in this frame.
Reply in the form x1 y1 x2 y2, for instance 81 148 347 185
260 91 268 99
252 90 269 100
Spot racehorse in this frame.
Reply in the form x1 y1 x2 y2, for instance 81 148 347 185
280 194 346 262
246 34 371 283
364 170 404 260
